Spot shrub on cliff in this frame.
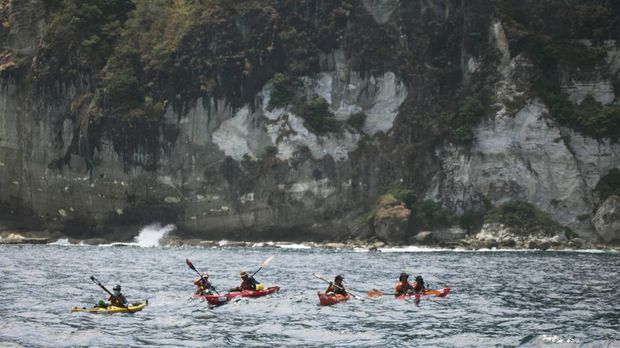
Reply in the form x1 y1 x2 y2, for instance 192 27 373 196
410 200 454 232
268 73 300 109
347 112 367 130
101 47 144 111
595 168 620 201
449 93 491 145
386 183 416 208
298 96 340 135
484 201 564 236
36 0 135 79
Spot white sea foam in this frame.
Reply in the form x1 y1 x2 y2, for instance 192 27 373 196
133 223 175 247
276 243 311 249
98 223 175 248
49 238 71 246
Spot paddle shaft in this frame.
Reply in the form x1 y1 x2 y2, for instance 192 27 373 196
90 276 113 297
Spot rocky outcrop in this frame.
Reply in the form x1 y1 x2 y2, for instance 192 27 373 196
592 195 620 244
428 21 620 241
462 223 568 249
372 195 411 243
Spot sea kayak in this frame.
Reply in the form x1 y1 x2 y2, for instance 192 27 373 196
71 302 147 313
397 288 450 300
196 286 280 306
318 292 351 306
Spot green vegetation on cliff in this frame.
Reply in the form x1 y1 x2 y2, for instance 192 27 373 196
298 96 340 135
500 1 620 141
484 201 566 236
595 168 620 201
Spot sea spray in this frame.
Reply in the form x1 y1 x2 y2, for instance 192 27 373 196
133 223 176 247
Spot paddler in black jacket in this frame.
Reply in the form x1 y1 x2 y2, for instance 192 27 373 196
108 285 129 307
230 271 260 292
325 275 348 296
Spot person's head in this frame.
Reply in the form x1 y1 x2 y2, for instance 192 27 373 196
113 285 121 296
399 272 409 282
334 275 343 284
415 275 423 283
240 271 249 280
201 272 209 279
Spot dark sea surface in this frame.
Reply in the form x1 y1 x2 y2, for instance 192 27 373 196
0 243 618 347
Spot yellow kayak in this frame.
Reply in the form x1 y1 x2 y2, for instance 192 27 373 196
71 302 147 313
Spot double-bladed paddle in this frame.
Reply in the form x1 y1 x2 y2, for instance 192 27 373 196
250 256 274 278
89 276 133 313
185 258 220 295
313 273 363 300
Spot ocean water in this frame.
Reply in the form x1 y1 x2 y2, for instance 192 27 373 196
0 230 618 347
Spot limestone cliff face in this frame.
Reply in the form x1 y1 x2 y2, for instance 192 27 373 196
0 1 618 243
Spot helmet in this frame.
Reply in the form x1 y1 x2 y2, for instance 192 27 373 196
399 272 409 280
240 271 249 278
335 275 344 282
201 272 209 278
113 285 121 291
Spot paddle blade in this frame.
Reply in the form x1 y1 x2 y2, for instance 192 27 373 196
186 258 196 271
367 291 384 297
261 256 274 268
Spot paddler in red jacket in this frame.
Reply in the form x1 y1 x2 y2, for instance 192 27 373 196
194 272 213 295
394 273 415 296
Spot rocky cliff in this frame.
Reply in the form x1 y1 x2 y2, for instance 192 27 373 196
0 0 618 244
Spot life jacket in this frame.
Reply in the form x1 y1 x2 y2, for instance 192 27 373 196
327 283 347 295
108 294 127 307
240 277 259 291
394 281 414 295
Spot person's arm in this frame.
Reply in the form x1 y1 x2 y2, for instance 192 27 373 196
325 284 333 294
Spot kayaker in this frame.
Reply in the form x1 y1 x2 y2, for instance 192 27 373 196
412 275 426 294
231 271 260 292
108 285 128 307
394 272 415 296
194 272 214 295
325 275 347 296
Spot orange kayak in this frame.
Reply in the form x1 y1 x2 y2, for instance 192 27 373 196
318 291 351 306
397 288 450 300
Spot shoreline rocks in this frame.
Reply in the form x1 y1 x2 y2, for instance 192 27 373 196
0 228 617 251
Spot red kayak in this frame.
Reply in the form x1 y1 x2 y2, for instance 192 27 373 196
195 286 280 306
397 288 450 300
318 291 351 306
